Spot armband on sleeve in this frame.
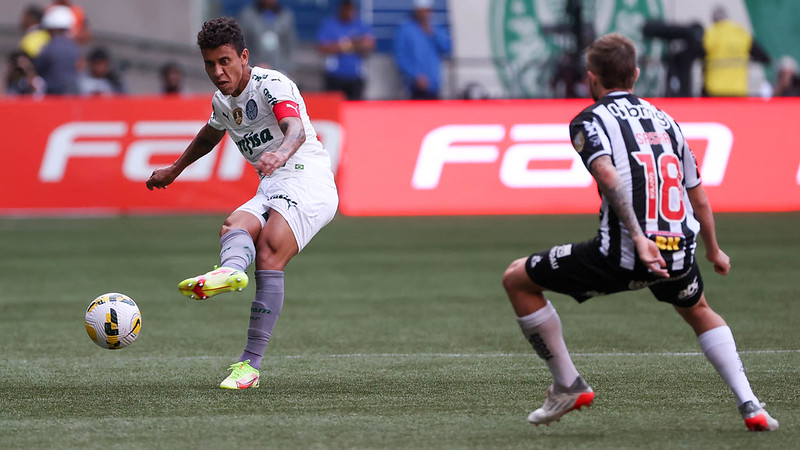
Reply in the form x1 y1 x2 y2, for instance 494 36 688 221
273 101 301 122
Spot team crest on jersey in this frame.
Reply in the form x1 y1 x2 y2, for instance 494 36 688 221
571 132 585 152
232 108 243 125
246 99 258 120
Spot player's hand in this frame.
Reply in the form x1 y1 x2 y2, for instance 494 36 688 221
256 151 288 177
706 248 731 276
634 235 669 278
146 166 179 190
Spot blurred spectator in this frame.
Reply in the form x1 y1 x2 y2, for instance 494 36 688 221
220 0 251 17
773 56 800 97
19 4 50 58
77 47 126 96
460 82 490 100
3 51 46 98
46 0 91 45
239 0 296 75
316 0 375 100
548 0 593 98
394 0 451 100
35 5 80 95
160 61 186 96
643 20 704 97
702 6 770 97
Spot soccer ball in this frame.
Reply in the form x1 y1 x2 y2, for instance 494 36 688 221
85 293 142 350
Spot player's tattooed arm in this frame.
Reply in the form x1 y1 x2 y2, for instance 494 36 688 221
146 124 225 190
590 155 668 277
589 155 641 238
255 116 306 176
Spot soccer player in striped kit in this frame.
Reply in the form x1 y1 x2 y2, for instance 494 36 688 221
501 33 778 431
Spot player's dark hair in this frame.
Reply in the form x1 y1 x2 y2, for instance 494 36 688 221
585 33 637 90
197 17 246 55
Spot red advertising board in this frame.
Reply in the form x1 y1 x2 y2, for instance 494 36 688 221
0 93 342 215
337 98 800 216
2 96 799 216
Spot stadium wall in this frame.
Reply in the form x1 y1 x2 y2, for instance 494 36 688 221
1 96 798 216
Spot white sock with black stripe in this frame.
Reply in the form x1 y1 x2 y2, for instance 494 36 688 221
517 300 580 388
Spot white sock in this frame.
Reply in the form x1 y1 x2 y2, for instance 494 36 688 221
698 325 758 406
517 300 580 388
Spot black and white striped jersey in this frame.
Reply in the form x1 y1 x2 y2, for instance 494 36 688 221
569 91 702 274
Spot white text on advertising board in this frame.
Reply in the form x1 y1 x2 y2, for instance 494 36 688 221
411 123 733 189
39 120 341 182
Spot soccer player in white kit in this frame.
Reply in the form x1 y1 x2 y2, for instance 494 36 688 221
146 17 338 389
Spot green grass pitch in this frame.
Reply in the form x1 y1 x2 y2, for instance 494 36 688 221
1 213 798 449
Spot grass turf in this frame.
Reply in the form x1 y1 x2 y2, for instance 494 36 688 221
1 213 798 449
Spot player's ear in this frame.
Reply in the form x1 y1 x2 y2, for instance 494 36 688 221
587 71 600 88
634 67 640 84
240 48 249 65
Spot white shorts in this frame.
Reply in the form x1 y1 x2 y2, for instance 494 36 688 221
235 171 338 252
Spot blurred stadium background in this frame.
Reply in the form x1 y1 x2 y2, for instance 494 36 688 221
1 0 799 98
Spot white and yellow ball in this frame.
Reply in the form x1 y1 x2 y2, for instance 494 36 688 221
85 293 142 350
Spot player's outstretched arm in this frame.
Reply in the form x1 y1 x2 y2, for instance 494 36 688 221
687 184 730 275
590 155 669 278
146 124 226 190
255 116 305 177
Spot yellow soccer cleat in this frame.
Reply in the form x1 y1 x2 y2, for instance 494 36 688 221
220 360 260 390
178 266 248 300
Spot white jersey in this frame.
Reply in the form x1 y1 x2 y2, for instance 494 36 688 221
208 67 332 180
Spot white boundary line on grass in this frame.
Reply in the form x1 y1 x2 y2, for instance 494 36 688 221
10 349 798 364
275 349 800 359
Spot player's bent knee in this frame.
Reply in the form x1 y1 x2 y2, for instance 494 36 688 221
502 258 531 293
219 223 234 238
220 213 262 240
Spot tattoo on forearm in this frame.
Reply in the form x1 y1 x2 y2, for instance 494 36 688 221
277 120 305 157
591 157 643 238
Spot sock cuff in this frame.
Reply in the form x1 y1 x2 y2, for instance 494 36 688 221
255 270 284 289
255 270 284 278
698 325 735 351
220 228 252 246
516 300 556 329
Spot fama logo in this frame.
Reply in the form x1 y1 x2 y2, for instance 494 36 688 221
527 333 553 361
37 120 343 183
410 122 733 191
236 128 274 155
